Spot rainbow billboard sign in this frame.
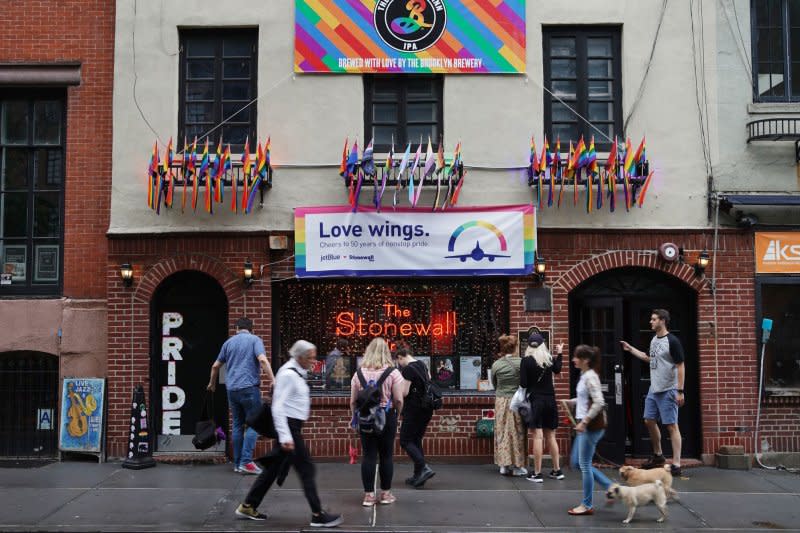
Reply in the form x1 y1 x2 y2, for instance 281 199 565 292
295 0 526 74
295 205 535 277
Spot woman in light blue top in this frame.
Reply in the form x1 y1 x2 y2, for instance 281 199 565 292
566 345 613 516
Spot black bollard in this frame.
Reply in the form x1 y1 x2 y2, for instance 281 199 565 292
122 385 156 470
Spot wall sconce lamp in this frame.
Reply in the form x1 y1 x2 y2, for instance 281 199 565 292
243 260 254 286
535 255 546 283
120 263 133 287
694 249 710 277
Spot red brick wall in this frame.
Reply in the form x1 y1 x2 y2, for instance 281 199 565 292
106 235 272 458
0 0 114 298
106 229 799 461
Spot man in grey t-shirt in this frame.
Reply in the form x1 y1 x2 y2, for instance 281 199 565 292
621 308 685 475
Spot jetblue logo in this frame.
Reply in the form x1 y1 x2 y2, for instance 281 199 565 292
763 240 800 261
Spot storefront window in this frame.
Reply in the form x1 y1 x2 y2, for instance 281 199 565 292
760 282 800 395
274 279 508 393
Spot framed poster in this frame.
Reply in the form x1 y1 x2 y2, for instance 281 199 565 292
432 355 458 389
35 245 59 282
459 356 482 390
519 327 551 357
307 359 326 391
59 378 105 454
325 354 353 391
3 245 26 281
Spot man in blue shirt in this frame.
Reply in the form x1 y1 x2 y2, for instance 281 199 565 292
208 317 274 474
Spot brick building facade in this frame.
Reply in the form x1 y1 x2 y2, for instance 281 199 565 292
0 0 114 457
106 228 791 465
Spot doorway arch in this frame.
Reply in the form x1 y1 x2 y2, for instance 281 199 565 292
150 270 228 453
569 267 700 463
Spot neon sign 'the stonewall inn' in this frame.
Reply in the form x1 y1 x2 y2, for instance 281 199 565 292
335 303 457 338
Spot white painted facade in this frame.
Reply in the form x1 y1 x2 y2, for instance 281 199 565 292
109 0 799 235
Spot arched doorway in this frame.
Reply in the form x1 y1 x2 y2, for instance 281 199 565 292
150 271 228 453
569 267 700 464
0 351 59 457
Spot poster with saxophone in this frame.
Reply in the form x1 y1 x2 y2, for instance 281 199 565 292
59 378 105 453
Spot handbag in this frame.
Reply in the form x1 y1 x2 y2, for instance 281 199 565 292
509 386 530 413
246 398 278 438
586 396 608 431
192 392 218 450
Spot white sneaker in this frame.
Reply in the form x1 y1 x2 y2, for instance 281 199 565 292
512 467 528 477
499 466 509 475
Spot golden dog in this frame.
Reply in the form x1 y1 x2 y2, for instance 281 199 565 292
606 480 668 524
619 464 678 500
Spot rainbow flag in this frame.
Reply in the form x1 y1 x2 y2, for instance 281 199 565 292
241 137 251 213
572 136 586 206
164 138 174 208
199 139 211 212
622 137 633 210
346 140 359 206
338 137 348 178
529 136 540 207
188 137 198 211
605 137 618 213
408 142 422 206
632 136 646 177
433 140 444 211
147 141 157 209
181 137 189 212
538 137 548 209
377 139 393 210
548 137 557 207
585 138 598 213
638 170 655 207
558 139 569 208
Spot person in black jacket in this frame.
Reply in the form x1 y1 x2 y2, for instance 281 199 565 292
396 343 436 488
520 333 565 483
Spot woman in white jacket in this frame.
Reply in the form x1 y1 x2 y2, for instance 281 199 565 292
566 345 613 516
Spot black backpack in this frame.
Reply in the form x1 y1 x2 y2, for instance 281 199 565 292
355 367 394 435
409 362 443 411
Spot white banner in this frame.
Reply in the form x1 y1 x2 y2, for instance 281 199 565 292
295 205 535 277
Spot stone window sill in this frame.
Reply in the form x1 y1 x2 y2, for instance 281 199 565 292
748 103 800 115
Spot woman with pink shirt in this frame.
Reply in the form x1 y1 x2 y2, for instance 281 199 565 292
350 337 404 507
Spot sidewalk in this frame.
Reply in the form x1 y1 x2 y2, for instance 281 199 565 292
1 461 799 531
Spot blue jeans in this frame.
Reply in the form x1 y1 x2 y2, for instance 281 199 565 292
228 385 261 467
570 428 613 508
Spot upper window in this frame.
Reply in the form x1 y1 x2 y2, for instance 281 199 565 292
543 27 622 151
0 92 65 295
179 29 258 153
364 75 443 153
752 0 800 101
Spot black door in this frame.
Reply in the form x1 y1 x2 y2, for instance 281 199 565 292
570 267 700 460
570 298 626 465
151 271 228 453
0 351 58 458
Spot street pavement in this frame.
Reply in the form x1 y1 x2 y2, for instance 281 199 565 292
1 461 799 532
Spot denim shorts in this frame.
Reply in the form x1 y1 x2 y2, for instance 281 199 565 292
643 389 678 425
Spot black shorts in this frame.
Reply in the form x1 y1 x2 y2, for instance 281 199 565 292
528 396 559 430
